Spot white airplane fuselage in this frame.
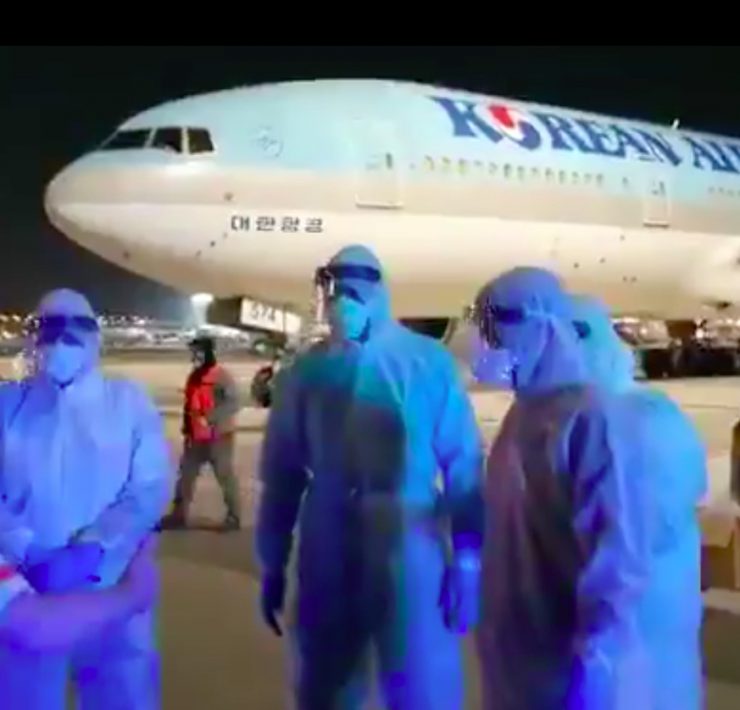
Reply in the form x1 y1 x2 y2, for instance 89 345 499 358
44 79 740 323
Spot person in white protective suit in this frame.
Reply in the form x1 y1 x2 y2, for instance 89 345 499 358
0 289 173 710
256 245 485 709
570 293 707 709
470 266 657 710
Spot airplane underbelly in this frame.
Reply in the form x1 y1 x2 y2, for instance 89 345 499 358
56 197 740 320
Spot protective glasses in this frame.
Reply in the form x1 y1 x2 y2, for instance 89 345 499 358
465 302 525 348
314 263 382 303
31 314 99 346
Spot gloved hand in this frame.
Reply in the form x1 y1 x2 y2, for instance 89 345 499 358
23 542 51 569
260 571 286 637
120 537 159 614
439 551 481 634
23 542 104 594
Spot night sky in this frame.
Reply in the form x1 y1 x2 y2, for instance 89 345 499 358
2 45 740 318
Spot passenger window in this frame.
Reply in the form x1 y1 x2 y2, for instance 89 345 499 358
101 129 151 150
187 128 214 154
152 127 183 154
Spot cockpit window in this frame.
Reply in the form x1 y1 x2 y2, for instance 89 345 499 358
101 129 151 150
187 128 214 154
99 126 213 155
151 127 183 154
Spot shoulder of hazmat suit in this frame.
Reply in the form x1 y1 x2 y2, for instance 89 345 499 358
256 245 483 709
570 293 707 708
475 268 654 710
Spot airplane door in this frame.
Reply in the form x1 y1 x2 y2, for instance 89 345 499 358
642 173 670 227
350 120 403 209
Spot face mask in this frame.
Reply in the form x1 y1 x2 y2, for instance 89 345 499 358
469 331 516 389
39 341 88 386
329 295 370 341
191 351 206 367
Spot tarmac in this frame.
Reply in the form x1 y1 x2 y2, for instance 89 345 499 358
2 354 739 708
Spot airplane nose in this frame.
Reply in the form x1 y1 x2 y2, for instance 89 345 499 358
43 155 220 291
44 166 74 231
44 162 96 236
44 158 136 251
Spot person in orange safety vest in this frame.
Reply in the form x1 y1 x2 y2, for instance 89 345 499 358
161 336 242 531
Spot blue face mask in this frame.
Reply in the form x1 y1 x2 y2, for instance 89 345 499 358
329 295 370 341
39 341 88 385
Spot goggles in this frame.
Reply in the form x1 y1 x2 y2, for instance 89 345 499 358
314 264 382 303
465 302 526 348
31 314 99 346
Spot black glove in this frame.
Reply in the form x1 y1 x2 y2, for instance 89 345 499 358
260 571 286 637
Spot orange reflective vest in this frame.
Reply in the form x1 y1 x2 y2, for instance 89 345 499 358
184 364 232 442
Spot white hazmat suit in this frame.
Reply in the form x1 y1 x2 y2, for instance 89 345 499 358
473 267 655 709
571 294 707 709
0 289 173 710
257 245 484 709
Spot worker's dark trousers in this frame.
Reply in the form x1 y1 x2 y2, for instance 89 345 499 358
173 435 241 521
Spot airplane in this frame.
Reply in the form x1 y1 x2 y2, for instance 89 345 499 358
43 78 740 382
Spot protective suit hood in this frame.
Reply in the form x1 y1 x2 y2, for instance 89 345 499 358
326 244 392 341
34 288 101 386
478 267 588 394
570 294 637 393
37 288 96 321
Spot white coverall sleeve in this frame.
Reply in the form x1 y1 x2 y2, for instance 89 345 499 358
0 384 35 565
75 384 173 553
433 351 485 553
256 366 309 576
564 401 652 708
